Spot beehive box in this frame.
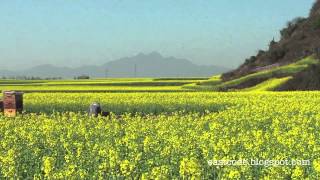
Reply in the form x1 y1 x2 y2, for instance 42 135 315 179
3 91 23 117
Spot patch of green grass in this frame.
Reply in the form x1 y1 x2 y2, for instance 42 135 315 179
0 78 204 93
243 77 293 91
153 77 209 81
0 78 201 87
0 80 46 85
0 85 191 93
196 75 222 86
182 75 222 90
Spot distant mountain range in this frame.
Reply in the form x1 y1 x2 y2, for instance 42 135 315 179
0 52 229 78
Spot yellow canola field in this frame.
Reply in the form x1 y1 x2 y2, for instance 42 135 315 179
0 92 319 179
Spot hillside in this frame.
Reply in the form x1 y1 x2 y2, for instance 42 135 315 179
0 52 229 78
217 0 320 91
185 56 319 91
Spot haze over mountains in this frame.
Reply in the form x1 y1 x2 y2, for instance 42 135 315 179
0 52 229 78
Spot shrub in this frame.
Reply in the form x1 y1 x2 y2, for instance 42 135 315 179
313 18 320 29
74 75 90 80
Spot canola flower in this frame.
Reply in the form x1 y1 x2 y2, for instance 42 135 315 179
0 92 319 178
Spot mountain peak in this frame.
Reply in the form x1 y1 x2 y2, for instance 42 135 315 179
136 51 163 58
102 53 229 77
149 51 162 57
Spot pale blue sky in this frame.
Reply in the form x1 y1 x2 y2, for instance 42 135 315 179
0 0 315 69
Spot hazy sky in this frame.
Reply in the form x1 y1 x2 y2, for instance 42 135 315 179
0 0 315 70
